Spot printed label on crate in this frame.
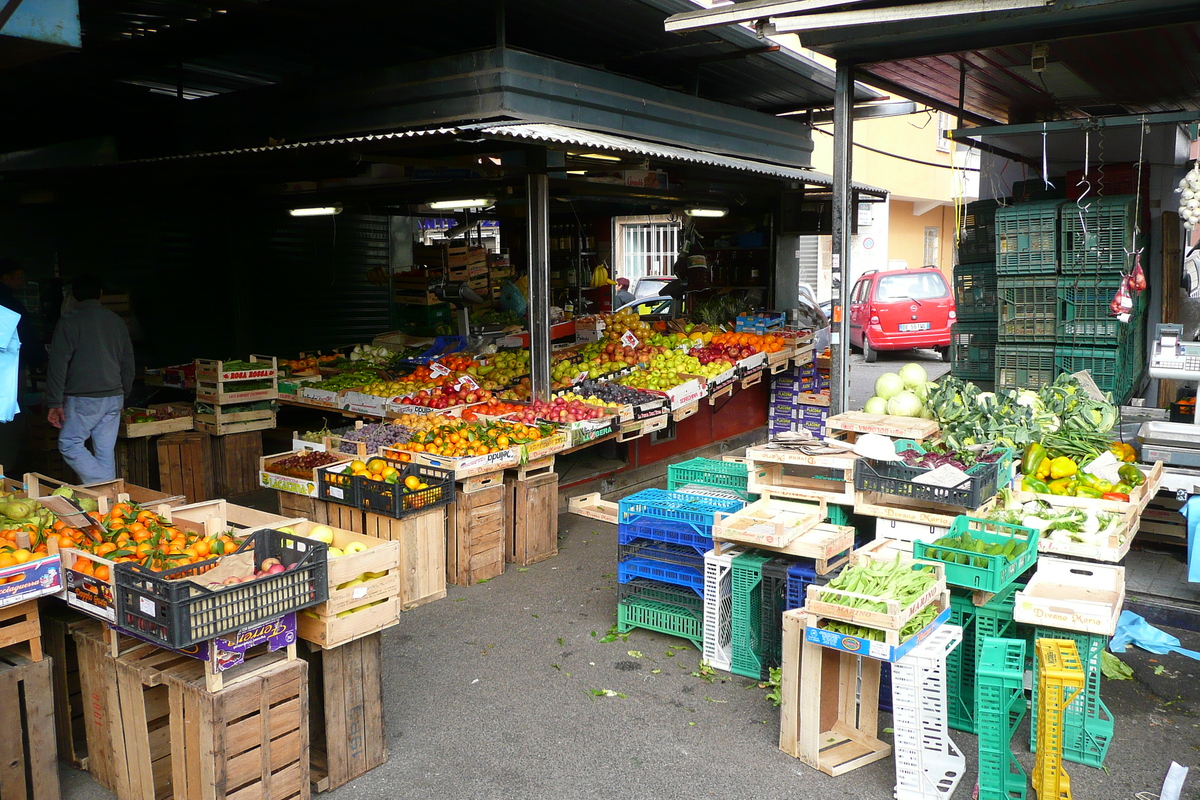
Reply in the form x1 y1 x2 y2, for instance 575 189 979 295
737 352 767 375
642 414 669 434
570 417 618 446
0 555 61 608
64 568 116 622
219 368 276 381
430 361 451 377
116 612 297 670
663 378 705 409
301 387 340 405
707 367 737 392
804 606 949 662
632 397 669 420
621 330 640 348
341 392 387 416
259 471 318 497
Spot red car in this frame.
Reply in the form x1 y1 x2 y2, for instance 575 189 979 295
848 267 956 363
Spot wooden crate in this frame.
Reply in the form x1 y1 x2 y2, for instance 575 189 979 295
447 485 504 587
115 438 157 490
778 609 891 777
301 634 387 793
278 493 366 533
156 432 215 503
119 404 194 439
194 406 276 437
39 605 91 771
0 649 59 800
364 507 447 609
81 477 184 509
503 471 558 566
211 431 265 497
72 623 120 792
0 599 42 662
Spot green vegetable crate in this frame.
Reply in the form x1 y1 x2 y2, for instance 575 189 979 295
995 345 1056 391
998 277 1057 342
1059 195 1137 274
912 517 1039 595
666 457 755 501
952 262 998 321
949 322 997 381
995 199 1066 275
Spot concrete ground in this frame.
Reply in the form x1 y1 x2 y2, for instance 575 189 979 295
61 509 1200 800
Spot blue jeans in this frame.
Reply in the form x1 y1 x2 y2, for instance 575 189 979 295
58 395 123 485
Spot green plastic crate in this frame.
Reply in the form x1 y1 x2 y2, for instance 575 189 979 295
995 200 1066 275
667 457 751 499
947 593 979 734
952 262 999 322
1030 628 1113 768
617 580 704 649
996 345 1056 391
1054 345 1133 401
730 551 772 680
958 200 1000 261
998 277 1057 341
1056 277 1144 346
1060 195 1137 274
976 638 1028 800
951 321 998 380
913 518 1038 595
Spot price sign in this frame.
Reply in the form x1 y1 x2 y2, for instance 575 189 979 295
575 370 589 383
621 330 640 349
676 341 692 351
430 362 451 377
455 375 479 391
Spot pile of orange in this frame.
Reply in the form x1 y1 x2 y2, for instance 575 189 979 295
349 458 402 483
708 332 785 353
400 419 549 459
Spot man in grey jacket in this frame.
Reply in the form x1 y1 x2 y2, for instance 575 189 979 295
45 275 134 484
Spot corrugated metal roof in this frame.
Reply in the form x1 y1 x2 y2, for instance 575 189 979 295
125 120 887 197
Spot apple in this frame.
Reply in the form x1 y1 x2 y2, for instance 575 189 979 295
307 525 335 544
277 526 295 536
344 541 368 555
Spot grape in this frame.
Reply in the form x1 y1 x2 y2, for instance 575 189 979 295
337 422 413 454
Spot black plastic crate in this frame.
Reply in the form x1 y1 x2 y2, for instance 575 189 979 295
113 529 328 649
760 558 791 673
317 461 357 507
853 457 1001 510
355 459 453 519
958 200 1000 260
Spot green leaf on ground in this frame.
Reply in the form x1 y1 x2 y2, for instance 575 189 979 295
628 650 643 658
1101 651 1134 681
588 689 626 698
557 637 564 646
651 669 662 674
476 578 490 584
598 625 632 643
703 697 726 703
551 664 560 670
601 573 617 578
454 598 468 602
1154 664 1166 675
518 567 529 572
664 651 675 658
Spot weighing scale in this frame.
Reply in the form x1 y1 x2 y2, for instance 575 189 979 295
1143 323 1200 474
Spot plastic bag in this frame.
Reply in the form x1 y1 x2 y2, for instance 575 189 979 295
1131 252 1148 293
1110 275 1133 322
1110 610 1200 660
499 280 528 316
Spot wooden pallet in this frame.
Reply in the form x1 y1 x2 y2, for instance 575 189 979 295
157 431 215 503
0 649 59 800
824 411 938 442
504 471 558 566
447 485 504 586
302 635 387 793
0 599 42 662
364 506 448 610
778 610 891 777
211 430 265 497
39 605 91 771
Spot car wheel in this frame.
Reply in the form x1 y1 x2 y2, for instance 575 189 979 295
863 336 877 363
937 346 951 362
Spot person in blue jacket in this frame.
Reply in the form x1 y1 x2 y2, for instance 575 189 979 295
45 275 134 485
0 259 45 475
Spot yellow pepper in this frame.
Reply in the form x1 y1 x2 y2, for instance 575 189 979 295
1036 458 1052 480
1049 456 1077 480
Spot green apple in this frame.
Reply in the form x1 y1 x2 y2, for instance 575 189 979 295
308 525 335 544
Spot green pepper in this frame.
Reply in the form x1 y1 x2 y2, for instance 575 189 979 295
1076 471 1106 490
1114 482 1133 495
1075 486 1104 499
1022 476 1051 494
1023 442 1048 478
1048 477 1075 496
1118 464 1146 488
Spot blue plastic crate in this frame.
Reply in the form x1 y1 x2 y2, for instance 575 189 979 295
401 335 468 365
785 561 817 610
618 517 713 555
618 489 744 536
617 540 706 571
618 558 704 596
879 663 893 713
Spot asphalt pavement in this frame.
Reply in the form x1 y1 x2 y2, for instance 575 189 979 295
849 346 951 410
62 506 1200 800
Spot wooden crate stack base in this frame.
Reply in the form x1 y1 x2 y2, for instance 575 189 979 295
116 437 157 490
778 609 891 777
40 604 92 771
211 430 265 498
278 493 366 534
447 485 504 586
72 624 310 800
364 506 447 610
157 431 215 503
0 649 59 800
503 470 558 566
0 598 42 662
301 634 387 793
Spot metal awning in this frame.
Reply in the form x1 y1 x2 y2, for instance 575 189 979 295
120 119 888 198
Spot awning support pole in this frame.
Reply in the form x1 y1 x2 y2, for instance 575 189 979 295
528 171 552 401
831 60 854 416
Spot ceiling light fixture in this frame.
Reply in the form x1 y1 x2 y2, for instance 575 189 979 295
685 206 728 218
289 204 342 217
568 152 622 162
428 197 494 210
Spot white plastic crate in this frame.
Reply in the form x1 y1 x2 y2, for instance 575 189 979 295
875 517 949 543
891 624 966 800
703 546 745 673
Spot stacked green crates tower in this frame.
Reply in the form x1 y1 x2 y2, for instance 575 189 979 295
1054 195 1145 402
952 200 1000 382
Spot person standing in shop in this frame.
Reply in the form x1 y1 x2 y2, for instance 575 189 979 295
45 275 134 484
614 277 636 308
0 259 46 475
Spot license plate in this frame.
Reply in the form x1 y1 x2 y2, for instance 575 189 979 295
899 322 931 332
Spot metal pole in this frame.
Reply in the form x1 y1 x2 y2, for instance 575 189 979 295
830 60 854 415
527 171 552 401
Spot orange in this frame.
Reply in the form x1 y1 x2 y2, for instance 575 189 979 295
93 565 110 582
0 553 14 569
368 459 386 475
73 558 94 576
95 542 118 557
404 475 421 491
350 460 367 473
11 549 32 564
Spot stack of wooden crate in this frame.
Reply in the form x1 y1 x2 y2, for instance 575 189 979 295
193 356 278 437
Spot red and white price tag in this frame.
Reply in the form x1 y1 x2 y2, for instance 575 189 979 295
575 370 589 383
430 362 451 377
621 330 640 348
455 375 479 391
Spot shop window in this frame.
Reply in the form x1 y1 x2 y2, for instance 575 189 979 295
936 112 953 153
613 215 681 283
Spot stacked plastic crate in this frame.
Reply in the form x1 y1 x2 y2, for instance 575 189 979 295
995 199 1064 391
616 489 744 650
952 200 999 383
768 361 829 438
1029 627 1114 768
